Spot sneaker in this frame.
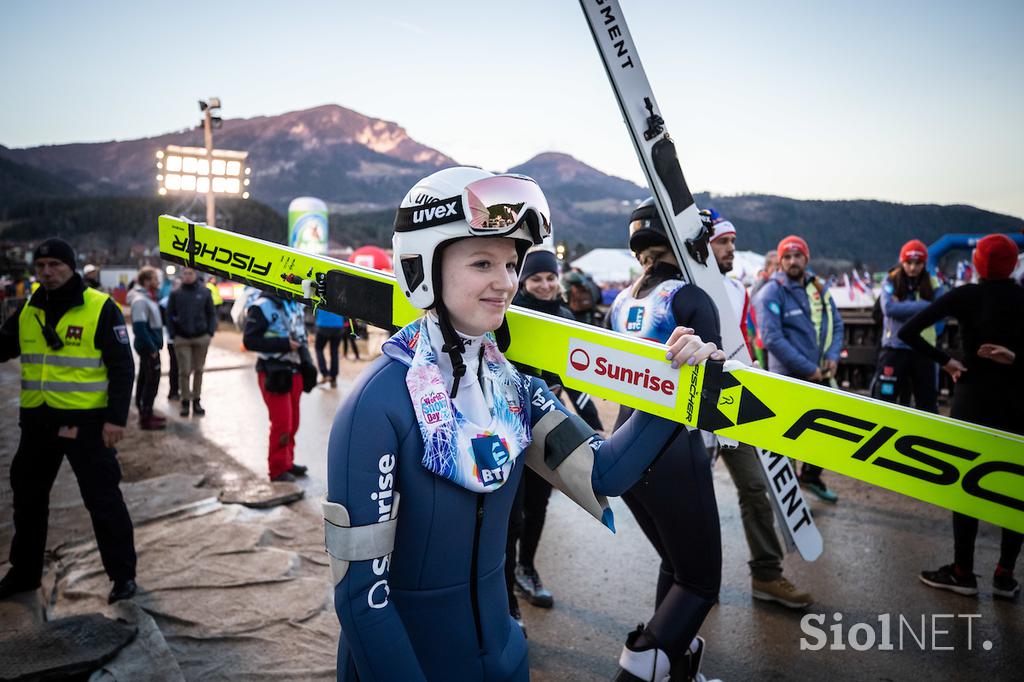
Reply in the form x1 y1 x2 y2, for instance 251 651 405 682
271 471 297 483
167 392 180 401
289 464 308 477
514 565 554 608
919 564 978 596
0 570 40 599
192 400 206 416
510 603 527 639
799 474 838 503
752 576 814 608
108 579 137 604
180 401 190 417
993 572 1020 600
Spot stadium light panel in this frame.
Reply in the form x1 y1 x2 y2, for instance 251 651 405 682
156 144 251 198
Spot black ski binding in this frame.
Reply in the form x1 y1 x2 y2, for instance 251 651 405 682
684 218 713 265
643 97 665 141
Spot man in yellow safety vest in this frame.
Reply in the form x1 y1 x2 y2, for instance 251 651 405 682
0 238 138 604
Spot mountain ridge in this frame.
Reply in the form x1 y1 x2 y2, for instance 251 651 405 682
2 104 1021 268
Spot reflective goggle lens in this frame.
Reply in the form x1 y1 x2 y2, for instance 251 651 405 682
463 175 551 241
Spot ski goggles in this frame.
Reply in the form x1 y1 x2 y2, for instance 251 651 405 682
394 174 551 245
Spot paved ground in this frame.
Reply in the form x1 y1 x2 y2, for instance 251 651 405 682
2 329 1020 680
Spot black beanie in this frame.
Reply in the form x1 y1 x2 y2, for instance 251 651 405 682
519 249 560 282
33 238 77 271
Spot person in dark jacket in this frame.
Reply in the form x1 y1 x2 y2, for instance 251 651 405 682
167 268 216 417
504 249 605 623
127 266 166 430
0 238 138 604
607 199 725 681
562 268 606 327
900 233 1024 601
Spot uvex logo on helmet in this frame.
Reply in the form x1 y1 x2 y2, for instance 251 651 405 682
570 349 591 371
412 201 458 224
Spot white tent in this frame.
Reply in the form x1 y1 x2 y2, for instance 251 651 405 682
570 249 640 284
730 250 765 285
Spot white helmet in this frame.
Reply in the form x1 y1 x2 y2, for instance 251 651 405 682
393 166 551 309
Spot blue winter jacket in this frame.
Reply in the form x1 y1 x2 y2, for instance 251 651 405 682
879 276 941 350
327 353 680 681
755 271 843 378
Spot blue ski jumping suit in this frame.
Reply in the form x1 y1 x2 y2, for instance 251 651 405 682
327 330 686 681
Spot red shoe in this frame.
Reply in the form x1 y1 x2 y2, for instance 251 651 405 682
139 416 167 431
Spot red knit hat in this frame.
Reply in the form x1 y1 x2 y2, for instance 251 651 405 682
777 235 809 259
899 239 928 264
972 234 1018 280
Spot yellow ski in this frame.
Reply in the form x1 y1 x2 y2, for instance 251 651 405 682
159 215 1024 533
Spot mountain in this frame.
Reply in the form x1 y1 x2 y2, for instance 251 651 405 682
507 152 647 252
501 155 1024 268
1 196 286 262
689 193 1024 269
2 107 1021 269
0 150 81 213
0 105 455 212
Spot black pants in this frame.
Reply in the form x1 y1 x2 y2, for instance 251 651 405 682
8 422 136 583
504 466 556 610
342 329 360 359
871 347 938 413
135 351 161 416
617 410 722 658
949 378 1023 572
166 342 180 396
315 328 343 379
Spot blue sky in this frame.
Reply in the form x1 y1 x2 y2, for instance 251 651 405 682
2 0 1022 217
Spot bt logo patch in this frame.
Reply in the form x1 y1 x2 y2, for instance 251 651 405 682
625 306 645 332
471 434 510 486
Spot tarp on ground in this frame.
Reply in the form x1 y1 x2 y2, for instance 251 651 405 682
49 502 336 681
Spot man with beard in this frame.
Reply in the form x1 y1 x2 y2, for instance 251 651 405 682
755 235 843 503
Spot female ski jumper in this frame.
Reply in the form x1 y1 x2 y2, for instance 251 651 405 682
609 277 724 668
323 167 720 682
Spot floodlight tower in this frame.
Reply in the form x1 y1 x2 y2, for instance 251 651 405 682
199 98 223 225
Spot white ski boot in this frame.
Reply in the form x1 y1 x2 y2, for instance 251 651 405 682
613 625 671 682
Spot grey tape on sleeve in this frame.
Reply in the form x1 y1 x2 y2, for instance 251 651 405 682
322 493 400 586
524 411 610 526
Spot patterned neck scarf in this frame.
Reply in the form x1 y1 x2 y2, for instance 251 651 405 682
383 317 531 493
